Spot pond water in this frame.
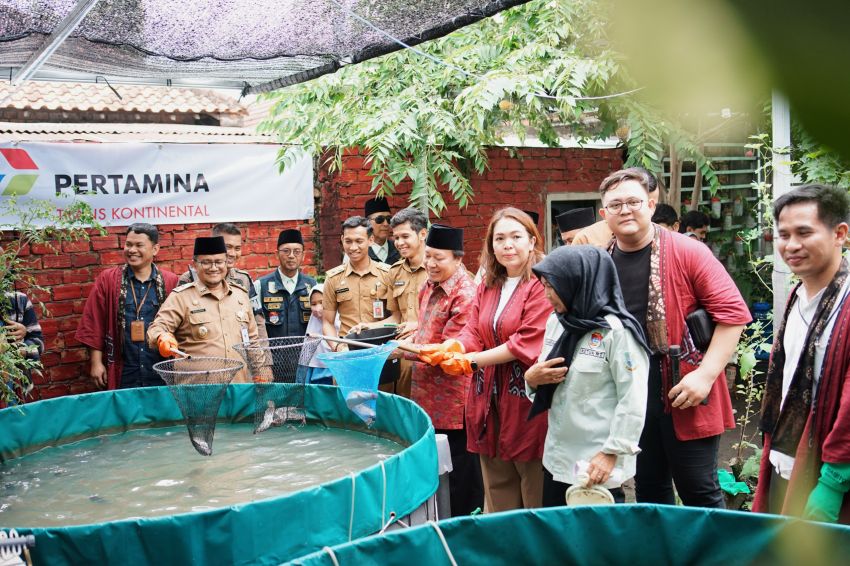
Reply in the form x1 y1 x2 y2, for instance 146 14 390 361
0 423 402 527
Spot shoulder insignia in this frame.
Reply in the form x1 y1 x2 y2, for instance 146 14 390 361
375 262 391 272
174 282 195 293
390 258 405 268
229 280 248 293
326 265 346 277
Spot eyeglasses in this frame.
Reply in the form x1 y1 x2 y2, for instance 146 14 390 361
278 248 303 257
370 215 391 224
604 199 645 214
197 260 226 269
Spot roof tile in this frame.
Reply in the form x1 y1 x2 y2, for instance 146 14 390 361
0 82 246 115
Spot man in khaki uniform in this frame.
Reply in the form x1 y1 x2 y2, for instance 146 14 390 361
177 223 268 341
323 216 390 346
148 236 260 383
352 207 428 397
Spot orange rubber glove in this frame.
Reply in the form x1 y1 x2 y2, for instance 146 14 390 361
157 333 179 358
418 339 466 366
439 352 474 376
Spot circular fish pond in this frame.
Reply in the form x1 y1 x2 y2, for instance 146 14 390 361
292 504 850 566
0 384 437 565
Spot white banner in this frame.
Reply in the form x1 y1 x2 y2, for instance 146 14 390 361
0 142 313 226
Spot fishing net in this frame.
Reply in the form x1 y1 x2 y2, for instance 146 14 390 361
153 356 244 456
233 336 322 433
317 341 398 426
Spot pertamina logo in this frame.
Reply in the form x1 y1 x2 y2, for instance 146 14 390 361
0 148 39 196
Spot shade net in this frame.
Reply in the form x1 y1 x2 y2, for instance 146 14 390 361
0 0 530 91
233 336 321 433
317 341 398 426
152 356 243 456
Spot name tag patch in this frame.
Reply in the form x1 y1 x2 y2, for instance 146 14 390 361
577 347 605 360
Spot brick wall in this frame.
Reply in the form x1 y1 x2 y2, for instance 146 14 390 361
318 146 623 272
5 144 619 401
3 219 316 400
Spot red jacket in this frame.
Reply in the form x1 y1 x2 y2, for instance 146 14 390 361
75 265 178 390
753 289 850 522
656 229 752 440
458 278 550 461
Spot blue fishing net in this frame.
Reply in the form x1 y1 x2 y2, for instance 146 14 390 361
317 341 398 426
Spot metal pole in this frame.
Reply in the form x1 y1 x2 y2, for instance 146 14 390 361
11 0 102 85
771 90 793 321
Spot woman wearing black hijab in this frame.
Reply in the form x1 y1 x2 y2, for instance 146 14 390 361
525 245 650 506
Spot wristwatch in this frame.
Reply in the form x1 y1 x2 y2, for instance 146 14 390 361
470 359 479 372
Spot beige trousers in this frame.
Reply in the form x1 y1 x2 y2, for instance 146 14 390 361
479 454 544 513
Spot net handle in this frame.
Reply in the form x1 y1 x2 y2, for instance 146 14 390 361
307 332 421 354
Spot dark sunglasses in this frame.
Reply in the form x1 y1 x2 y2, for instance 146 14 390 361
371 215 392 224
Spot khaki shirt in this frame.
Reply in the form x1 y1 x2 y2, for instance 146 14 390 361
572 220 614 247
147 279 259 383
383 258 428 324
178 267 268 341
323 259 390 336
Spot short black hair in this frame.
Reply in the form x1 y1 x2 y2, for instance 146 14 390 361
652 203 679 226
126 223 159 244
773 184 850 229
680 210 710 233
391 207 428 233
342 216 371 232
212 223 241 236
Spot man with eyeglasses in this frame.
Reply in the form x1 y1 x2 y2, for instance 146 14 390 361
178 223 268 341
573 167 661 247
365 198 401 265
599 167 750 509
77 223 179 390
255 229 317 338
148 236 260 383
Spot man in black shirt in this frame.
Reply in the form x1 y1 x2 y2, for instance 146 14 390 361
599 167 750 509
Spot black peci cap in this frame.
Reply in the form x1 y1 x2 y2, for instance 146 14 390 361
364 197 391 217
193 236 227 256
277 229 304 247
425 223 464 251
523 210 540 226
556 207 596 233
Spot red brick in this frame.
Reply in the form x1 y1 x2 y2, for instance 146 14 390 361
29 242 54 255
60 348 89 363
53 284 83 300
90 235 119 250
47 364 80 381
71 253 98 267
38 384 71 399
62 240 91 253
100 250 126 264
47 302 75 317
34 271 64 285
43 254 72 268
70 381 96 395
63 270 92 283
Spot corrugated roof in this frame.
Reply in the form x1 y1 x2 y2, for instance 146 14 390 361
0 122 273 144
0 82 246 115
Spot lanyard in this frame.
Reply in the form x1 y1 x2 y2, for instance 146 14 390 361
129 274 154 320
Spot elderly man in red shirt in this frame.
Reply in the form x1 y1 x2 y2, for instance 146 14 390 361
405 223 483 517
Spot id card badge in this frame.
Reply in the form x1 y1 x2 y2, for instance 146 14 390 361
241 326 250 345
130 320 145 342
372 300 384 319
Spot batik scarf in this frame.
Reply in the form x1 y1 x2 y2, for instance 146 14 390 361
607 225 668 355
760 258 849 456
